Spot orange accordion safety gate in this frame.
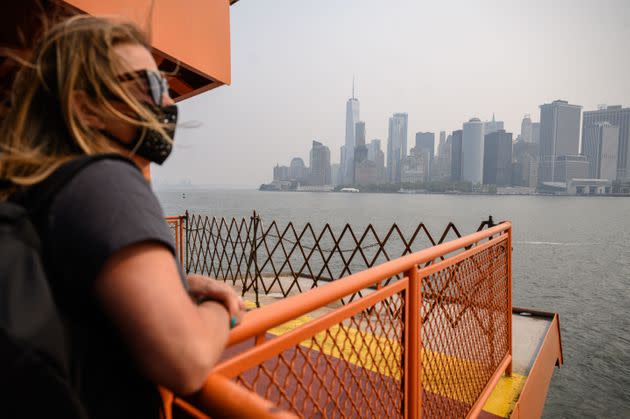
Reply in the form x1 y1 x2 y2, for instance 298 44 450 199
166 222 513 419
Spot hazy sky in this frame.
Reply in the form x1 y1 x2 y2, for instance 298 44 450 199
153 0 630 187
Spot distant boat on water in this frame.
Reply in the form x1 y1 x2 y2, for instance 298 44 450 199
340 187 360 193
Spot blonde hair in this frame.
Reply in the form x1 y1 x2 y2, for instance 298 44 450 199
0 15 172 199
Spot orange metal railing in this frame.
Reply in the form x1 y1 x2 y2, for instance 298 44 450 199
168 222 513 419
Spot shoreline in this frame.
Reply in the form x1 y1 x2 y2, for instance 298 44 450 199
256 189 630 197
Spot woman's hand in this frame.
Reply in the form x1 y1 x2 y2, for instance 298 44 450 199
187 274 246 327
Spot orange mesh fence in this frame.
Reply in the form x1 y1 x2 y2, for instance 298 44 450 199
419 236 510 418
223 283 407 418
168 222 512 419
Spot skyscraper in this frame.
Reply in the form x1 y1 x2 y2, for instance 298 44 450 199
415 132 435 180
339 145 346 182
343 80 360 185
432 134 452 181
415 132 435 156
386 113 408 183
354 121 368 163
483 130 513 186
451 130 463 181
484 114 504 135
439 131 446 150
513 140 539 187
289 157 308 183
273 164 289 181
521 114 533 143
582 122 619 180
331 164 340 187
309 140 332 186
582 105 630 180
539 100 582 182
366 139 386 183
462 118 485 184
355 121 366 148
532 122 541 144
367 139 381 162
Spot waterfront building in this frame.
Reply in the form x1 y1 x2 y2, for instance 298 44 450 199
401 148 427 184
554 154 590 183
342 81 360 185
582 105 630 180
582 122 619 180
483 129 513 186
462 118 485 184
568 178 613 195
387 112 408 184
273 164 289 181
309 140 332 186
355 160 381 186
539 100 582 182
289 157 308 183
451 130 463 181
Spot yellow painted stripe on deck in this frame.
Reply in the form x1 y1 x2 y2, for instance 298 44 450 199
244 300 523 412
482 372 527 418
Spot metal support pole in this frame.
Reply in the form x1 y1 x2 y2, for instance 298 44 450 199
405 264 421 418
247 211 261 307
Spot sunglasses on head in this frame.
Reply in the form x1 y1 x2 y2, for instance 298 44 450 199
117 69 170 107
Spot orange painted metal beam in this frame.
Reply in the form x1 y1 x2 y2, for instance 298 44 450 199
228 222 512 347
509 313 563 419
405 265 421 419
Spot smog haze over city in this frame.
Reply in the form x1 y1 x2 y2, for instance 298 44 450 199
153 0 630 188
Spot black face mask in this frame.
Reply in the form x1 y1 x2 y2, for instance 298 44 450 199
101 104 178 165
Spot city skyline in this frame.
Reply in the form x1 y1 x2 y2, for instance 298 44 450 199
260 90 626 195
153 0 630 187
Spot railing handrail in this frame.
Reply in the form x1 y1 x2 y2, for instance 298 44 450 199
228 221 511 346
183 373 298 419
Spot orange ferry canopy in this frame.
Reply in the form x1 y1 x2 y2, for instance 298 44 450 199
0 0 239 103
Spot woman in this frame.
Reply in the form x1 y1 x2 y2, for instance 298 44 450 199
0 15 244 418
